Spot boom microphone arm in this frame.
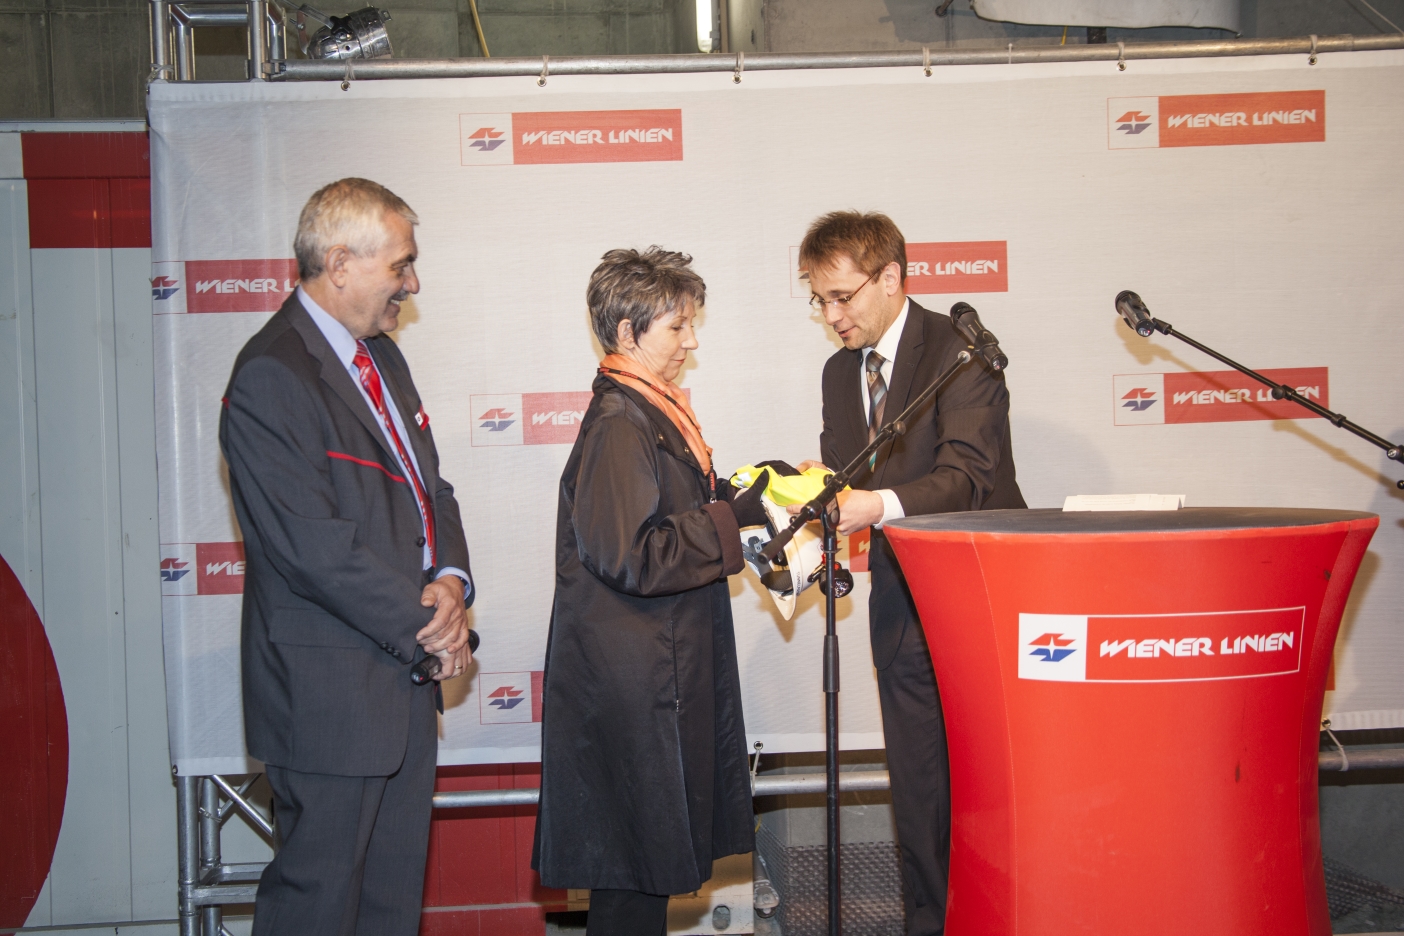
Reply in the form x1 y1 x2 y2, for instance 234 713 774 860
760 347 974 563
1115 290 1404 489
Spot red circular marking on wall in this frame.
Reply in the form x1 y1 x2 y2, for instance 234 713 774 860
0 555 68 927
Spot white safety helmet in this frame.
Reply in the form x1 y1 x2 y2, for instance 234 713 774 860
739 499 826 622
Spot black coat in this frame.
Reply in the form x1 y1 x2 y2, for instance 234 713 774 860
532 375 754 895
820 299 1024 670
219 295 473 776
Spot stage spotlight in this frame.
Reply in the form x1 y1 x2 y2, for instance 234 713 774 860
307 7 393 60
273 0 395 60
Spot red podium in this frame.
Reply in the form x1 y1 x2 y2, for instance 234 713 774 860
883 508 1377 936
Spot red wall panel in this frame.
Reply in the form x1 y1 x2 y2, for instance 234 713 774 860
109 178 153 248
27 179 111 249
26 178 151 249
22 132 152 249
0 557 68 928
21 132 150 180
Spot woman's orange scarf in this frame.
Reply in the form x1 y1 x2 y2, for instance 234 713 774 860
598 353 712 476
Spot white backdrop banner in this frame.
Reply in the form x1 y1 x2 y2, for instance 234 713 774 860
150 51 1404 775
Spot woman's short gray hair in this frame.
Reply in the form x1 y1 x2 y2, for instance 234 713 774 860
587 247 706 353
294 178 419 281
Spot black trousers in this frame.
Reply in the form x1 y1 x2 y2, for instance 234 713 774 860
876 616 952 936
586 889 670 936
252 685 438 936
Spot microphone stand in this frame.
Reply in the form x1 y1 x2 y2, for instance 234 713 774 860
1134 316 1404 489
759 347 973 936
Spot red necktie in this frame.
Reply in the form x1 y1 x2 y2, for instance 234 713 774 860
353 340 437 565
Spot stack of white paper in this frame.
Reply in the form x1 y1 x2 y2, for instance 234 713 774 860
1062 494 1186 512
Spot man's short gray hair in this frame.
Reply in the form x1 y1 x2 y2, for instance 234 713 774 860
587 247 706 353
294 178 419 281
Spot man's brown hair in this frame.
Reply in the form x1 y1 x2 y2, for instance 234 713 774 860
798 211 907 285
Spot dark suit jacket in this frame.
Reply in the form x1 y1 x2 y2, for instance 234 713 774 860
820 299 1024 669
219 294 472 777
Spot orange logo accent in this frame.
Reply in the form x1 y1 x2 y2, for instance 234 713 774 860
512 110 683 165
904 241 1009 295
1159 91 1325 147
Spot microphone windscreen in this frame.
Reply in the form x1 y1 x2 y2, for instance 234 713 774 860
949 302 1008 370
949 303 979 344
1115 290 1154 336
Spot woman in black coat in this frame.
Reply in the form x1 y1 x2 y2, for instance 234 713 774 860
531 247 769 936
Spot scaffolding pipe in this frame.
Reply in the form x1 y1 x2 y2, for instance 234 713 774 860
174 11 194 80
427 748 1404 809
199 779 224 936
211 773 275 838
173 6 254 26
176 776 199 936
1318 747 1404 772
271 32 1404 81
169 5 249 81
151 0 173 79
166 3 283 81
248 0 268 79
429 770 895 810
269 9 285 62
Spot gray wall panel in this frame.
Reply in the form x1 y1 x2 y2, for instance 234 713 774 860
31 246 134 924
112 247 178 918
0 180 43 608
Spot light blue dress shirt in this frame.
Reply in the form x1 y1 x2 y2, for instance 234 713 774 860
300 286 470 597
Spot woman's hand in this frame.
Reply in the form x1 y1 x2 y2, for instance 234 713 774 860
729 481 770 528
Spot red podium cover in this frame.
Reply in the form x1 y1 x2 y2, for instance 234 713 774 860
883 508 1377 936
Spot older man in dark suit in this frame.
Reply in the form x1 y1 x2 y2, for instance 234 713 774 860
796 211 1024 936
220 178 474 936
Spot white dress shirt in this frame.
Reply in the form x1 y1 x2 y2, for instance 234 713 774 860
859 298 910 527
300 287 470 595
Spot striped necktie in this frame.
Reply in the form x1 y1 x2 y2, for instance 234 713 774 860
866 350 888 442
353 340 436 564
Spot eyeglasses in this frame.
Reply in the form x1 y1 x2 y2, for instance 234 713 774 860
808 273 878 313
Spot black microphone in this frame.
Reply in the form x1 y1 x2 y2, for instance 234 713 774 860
950 302 1008 371
410 628 480 685
1115 290 1156 337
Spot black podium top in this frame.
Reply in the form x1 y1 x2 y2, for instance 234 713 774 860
885 507 1376 535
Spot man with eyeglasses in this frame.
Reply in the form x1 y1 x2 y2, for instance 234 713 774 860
794 211 1024 936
